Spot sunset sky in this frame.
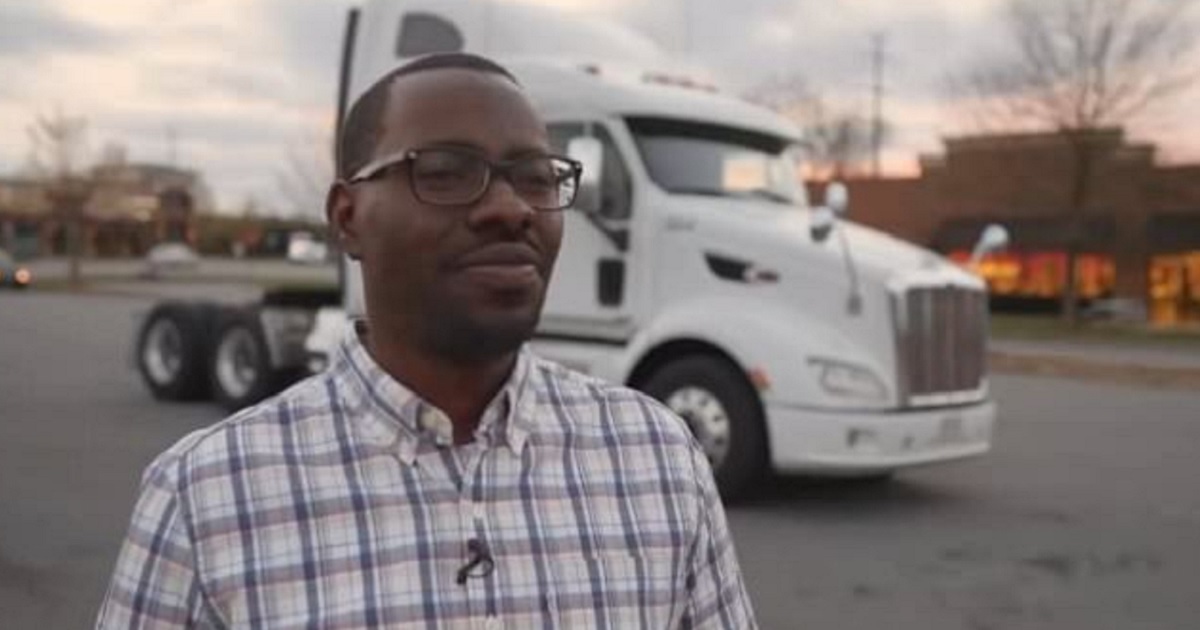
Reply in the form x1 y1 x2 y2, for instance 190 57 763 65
2 0 1197 217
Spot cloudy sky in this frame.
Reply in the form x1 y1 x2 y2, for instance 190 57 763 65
2 0 1198 217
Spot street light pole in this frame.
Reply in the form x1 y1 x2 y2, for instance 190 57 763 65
871 32 886 178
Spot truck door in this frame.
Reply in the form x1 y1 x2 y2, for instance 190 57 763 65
539 122 636 343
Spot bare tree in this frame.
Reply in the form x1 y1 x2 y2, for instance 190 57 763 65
26 108 93 288
797 99 877 182
746 75 880 181
953 0 1198 323
26 107 89 179
275 130 334 222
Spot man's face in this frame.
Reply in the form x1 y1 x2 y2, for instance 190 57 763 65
333 69 563 362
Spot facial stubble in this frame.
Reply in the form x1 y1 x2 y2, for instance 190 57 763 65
415 280 549 363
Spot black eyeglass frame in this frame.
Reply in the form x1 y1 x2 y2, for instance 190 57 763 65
346 147 584 212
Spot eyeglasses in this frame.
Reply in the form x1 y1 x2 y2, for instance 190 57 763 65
347 147 583 211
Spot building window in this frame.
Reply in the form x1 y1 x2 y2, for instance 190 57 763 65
396 13 464 57
547 122 633 220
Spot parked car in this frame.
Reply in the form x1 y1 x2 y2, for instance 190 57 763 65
142 243 200 279
1081 297 1148 322
0 247 32 289
287 237 329 265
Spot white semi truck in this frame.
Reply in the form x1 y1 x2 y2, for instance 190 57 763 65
135 0 1004 499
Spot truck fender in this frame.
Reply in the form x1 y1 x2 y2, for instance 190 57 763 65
621 296 891 409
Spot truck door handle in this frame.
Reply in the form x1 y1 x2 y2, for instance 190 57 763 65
665 215 696 231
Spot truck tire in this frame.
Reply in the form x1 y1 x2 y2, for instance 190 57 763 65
641 355 768 502
136 303 212 401
209 309 282 412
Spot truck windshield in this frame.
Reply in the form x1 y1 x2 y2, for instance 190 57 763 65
627 116 800 206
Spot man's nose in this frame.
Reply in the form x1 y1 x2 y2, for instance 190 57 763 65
465 175 534 233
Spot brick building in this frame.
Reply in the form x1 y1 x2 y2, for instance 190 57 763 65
0 162 211 258
822 129 1200 324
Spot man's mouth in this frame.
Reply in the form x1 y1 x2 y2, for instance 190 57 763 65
455 243 541 270
453 243 543 288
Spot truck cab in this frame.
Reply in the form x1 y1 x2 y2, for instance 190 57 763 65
305 0 997 499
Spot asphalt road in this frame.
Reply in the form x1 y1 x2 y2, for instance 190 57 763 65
2 291 1199 629
26 256 337 286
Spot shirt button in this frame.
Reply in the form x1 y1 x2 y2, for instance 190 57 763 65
421 406 453 445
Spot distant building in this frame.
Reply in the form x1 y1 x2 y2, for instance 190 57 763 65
0 162 213 258
813 128 1200 324
0 178 51 258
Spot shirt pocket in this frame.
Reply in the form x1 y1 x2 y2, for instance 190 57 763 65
549 549 679 629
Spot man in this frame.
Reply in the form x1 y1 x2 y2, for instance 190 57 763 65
97 52 756 629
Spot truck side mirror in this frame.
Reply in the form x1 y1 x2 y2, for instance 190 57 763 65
825 181 849 217
811 207 835 242
567 136 604 214
970 223 1010 265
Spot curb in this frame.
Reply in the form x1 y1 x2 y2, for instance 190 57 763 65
989 351 1200 391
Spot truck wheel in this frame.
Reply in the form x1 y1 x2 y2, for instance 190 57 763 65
642 355 768 501
210 310 279 412
137 303 211 401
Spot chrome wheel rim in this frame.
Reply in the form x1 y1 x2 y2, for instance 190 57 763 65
143 319 183 385
665 386 732 468
215 327 259 400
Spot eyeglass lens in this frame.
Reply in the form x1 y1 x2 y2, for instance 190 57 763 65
410 150 577 210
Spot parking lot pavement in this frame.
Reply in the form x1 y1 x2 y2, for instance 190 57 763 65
2 291 1199 629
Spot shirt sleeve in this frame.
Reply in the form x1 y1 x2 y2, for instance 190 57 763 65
95 455 217 629
680 447 759 630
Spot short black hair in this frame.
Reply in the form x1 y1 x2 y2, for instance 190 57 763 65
337 52 520 179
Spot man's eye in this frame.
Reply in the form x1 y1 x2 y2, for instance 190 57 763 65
513 162 557 189
421 167 468 181
415 153 479 184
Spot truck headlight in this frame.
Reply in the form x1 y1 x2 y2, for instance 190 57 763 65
306 352 329 374
809 357 888 402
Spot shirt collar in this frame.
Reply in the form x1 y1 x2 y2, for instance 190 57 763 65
331 320 537 464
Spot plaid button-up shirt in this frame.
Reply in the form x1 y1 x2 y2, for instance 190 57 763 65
97 326 757 629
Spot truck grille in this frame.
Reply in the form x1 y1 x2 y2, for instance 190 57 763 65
892 284 988 406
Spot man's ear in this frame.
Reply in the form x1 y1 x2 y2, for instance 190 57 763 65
326 181 362 260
